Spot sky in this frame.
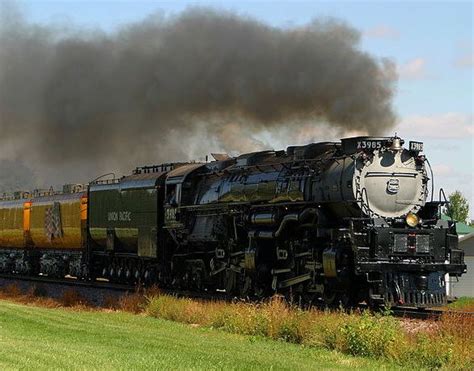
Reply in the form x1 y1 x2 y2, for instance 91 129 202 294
4 0 474 217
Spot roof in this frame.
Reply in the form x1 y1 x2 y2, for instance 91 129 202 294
90 171 165 192
460 232 474 243
166 163 205 184
441 214 474 235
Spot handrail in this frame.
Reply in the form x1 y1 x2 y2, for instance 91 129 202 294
426 158 434 202
0 186 86 201
89 172 116 185
439 188 448 203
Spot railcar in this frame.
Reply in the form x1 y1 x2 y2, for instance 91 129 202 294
0 186 87 277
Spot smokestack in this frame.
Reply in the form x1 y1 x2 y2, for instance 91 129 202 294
0 4 397 190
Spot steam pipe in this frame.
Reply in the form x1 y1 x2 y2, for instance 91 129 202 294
275 208 318 237
273 213 299 237
248 208 318 239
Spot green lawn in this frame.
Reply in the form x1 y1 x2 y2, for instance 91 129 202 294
0 300 399 370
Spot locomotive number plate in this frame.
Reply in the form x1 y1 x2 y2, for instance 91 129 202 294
356 140 383 150
409 141 424 152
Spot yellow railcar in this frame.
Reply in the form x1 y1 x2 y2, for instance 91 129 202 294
29 192 87 250
0 191 88 276
0 199 26 248
0 192 87 250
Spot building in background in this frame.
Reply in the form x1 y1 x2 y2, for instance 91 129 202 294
446 215 474 297
449 232 474 297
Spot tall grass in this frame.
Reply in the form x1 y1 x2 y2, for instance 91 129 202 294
146 294 474 369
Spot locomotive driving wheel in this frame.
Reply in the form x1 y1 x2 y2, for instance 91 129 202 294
240 275 253 297
322 288 338 306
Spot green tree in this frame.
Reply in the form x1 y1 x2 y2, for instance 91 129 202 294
447 191 469 223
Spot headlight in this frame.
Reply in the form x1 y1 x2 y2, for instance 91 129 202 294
406 213 420 227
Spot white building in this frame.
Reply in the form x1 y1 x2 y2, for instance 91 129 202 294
449 232 474 298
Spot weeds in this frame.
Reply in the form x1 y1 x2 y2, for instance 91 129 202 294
145 293 473 369
0 283 62 308
401 332 455 369
341 311 399 358
60 289 86 307
437 311 474 368
117 292 147 313
1 283 22 297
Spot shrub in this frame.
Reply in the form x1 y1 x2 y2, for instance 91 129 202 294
340 311 399 358
401 333 454 369
204 301 266 336
304 310 350 351
146 295 206 324
263 297 309 343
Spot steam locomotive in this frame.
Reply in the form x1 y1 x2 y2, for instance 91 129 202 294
0 136 466 307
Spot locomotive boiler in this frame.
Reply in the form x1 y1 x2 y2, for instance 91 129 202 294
0 136 466 308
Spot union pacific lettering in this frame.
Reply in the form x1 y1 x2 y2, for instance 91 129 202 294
107 211 132 222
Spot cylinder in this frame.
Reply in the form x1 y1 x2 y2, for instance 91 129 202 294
249 212 277 225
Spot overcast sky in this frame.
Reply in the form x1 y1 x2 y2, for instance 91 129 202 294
7 0 474 217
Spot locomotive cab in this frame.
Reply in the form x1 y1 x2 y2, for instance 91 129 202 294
163 163 205 227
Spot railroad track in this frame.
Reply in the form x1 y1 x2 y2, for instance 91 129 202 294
0 274 230 306
0 274 472 320
0 274 136 306
391 307 474 320
0 273 133 291
391 307 443 320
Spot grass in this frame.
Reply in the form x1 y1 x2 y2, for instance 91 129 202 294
0 299 392 370
448 296 474 311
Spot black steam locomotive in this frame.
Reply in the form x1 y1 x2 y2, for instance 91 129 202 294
0 136 467 307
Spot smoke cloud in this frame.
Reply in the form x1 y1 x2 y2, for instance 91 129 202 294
0 3 396 190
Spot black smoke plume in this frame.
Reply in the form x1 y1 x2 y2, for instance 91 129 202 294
0 3 396 189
